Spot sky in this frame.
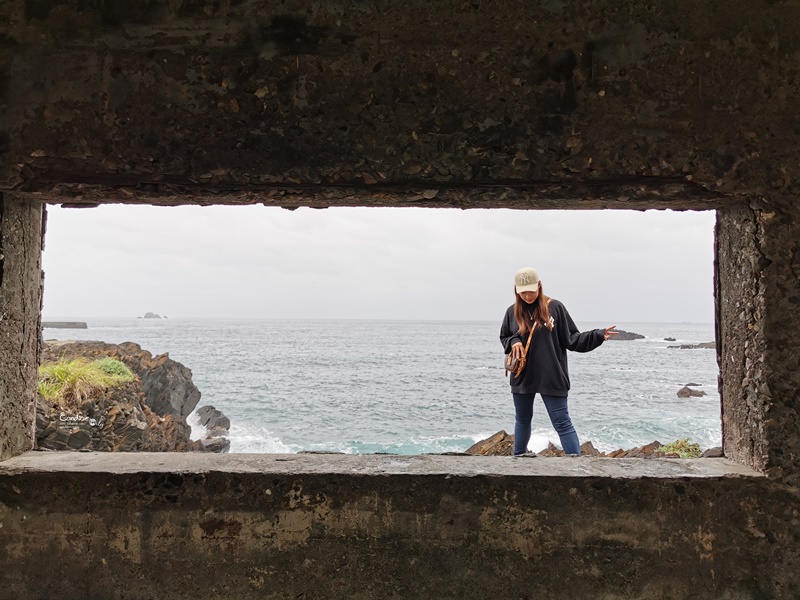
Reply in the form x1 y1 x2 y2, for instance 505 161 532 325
41 204 717 323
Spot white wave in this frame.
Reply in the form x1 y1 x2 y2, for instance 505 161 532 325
186 411 208 442
227 423 296 453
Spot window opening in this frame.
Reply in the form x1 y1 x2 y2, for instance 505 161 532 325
40 205 719 457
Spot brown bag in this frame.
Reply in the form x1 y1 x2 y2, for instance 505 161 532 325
505 322 537 378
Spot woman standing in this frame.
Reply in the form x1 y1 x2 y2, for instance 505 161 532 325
500 267 618 456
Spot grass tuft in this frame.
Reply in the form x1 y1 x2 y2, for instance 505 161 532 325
38 358 135 408
658 438 702 458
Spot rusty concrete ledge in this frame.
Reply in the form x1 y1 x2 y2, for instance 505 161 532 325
0 451 761 479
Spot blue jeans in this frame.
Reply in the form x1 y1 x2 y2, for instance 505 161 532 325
513 393 581 456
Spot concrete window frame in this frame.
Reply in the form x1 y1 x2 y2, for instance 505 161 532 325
0 195 783 481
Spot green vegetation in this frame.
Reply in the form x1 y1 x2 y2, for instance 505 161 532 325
658 438 702 458
38 358 135 407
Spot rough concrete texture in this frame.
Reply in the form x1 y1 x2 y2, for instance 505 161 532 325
4 453 798 600
758 202 800 485
717 202 800 486
0 2 799 597
0 1 798 209
0 195 42 460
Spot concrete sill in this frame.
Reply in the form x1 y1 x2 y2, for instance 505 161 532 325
0 451 762 479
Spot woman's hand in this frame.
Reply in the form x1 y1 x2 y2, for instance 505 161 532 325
603 325 619 341
511 342 524 359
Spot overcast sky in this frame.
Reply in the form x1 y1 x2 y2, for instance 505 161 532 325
41 204 716 323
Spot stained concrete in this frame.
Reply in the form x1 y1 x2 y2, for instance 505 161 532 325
0 450 763 478
1 1 800 598
5 453 797 600
0 195 42 460
1 1 798 209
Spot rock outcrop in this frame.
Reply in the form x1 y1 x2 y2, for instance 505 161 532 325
466 431 715 458
677 385 707 398
143 312 162 319
42 340 200 418
37 341 228 453
36 380 194 452
466 430 514 456
609 330 645 340
193 405 232 453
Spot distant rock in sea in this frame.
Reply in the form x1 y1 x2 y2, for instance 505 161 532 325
664 337 676 342
669 342 716 349
609 329 645 341
143 312 162 319
677 385 707 398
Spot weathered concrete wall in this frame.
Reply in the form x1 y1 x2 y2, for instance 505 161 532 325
758 201 800 485
0 195 42 460
716 204 764 472
2 453 797 600
0 3 798 596
1 0 798 208
717 200 800 486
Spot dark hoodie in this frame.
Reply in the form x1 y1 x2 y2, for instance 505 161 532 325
499 299 605 396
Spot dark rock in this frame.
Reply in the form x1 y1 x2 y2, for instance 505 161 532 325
609 329 645 341
35 380 195 452
206 426 229 438
664 337 676 341
38 341 204 452
200 436 231 453
192 406 231 453
685 382 702 387
195 405 231 431
43 340 201 418
678 386 707 398
143 312 161 319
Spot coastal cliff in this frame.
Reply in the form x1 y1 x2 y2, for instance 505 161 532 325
37 340 229 452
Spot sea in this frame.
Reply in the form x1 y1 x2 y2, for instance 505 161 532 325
42 319 721 455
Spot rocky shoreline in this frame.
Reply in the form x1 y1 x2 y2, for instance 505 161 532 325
466 430 722 458
37 340 230 453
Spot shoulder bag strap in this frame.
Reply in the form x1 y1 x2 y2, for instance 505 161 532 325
523 321 537 355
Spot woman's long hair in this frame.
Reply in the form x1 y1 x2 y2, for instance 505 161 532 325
514 283 553 335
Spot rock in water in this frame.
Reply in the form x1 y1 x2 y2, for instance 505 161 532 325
43 340 201 418
677 385 707 398
609 329 645 340
143 312 162 319
195 405 231 431
669 341 716 349
193 405 232 453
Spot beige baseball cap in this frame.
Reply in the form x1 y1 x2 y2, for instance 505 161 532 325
514 267 540 293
